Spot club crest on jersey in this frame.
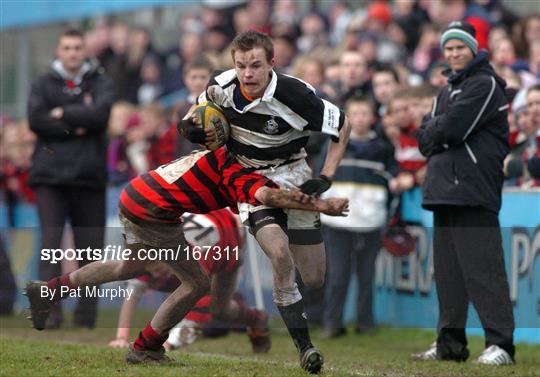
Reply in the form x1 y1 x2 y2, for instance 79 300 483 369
264 117 279 134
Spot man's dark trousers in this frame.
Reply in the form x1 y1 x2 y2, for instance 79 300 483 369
36 186 105 327
433 205 515 359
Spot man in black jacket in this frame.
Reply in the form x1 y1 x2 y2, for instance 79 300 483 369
27 29 115 328
411 22 515 365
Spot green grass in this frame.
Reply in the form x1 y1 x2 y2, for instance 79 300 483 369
1 310 539 376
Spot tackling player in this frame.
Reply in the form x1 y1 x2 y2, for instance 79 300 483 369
108 208 271 353
25 147 349 365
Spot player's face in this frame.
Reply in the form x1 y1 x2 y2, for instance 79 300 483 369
233 47 274 98
444 39 473 72
56 36 86 73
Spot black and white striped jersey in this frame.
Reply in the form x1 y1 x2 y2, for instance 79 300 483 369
198 69 345 168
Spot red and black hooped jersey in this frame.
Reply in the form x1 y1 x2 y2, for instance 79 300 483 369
119 147 275 224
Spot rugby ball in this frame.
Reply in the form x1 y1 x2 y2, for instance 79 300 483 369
192 101 230 151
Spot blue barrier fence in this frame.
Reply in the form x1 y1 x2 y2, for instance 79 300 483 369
1 0 185 31
1 187 538 343
354 188 539 344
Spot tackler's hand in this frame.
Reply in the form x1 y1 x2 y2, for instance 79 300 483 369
108 338 129 349
299 175 332 197
323 198 350 217
177 117 206 144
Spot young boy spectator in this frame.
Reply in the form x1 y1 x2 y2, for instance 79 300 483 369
408 84 439 130
320 96 396 337
428 62 449 89
137 54 164 105
1 120 36 225
171 56 214 156
371 64 400 118
141 104 175 169
524 84 540 184
107 102 137 186
125 104 164 175
385 90 427 192
504 89 534 185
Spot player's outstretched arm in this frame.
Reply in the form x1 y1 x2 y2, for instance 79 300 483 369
255 187 349 216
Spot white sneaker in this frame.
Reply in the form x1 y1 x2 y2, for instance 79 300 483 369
411 342 437 361
475 345 514 366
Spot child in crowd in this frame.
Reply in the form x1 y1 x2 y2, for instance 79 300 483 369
171 56 214 157
125 104 166 174
371 64 400 118
320 96 396 337
384 90 427 192
107 102 137 185
0 120 36 225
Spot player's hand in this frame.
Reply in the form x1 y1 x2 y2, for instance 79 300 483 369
299 175 332 197
323 198 349 216
108 338 129 348
177 117 206 144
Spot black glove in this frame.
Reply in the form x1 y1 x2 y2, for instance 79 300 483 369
177 117 206 144
299 175 332 197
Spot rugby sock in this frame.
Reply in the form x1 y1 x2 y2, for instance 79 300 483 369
277 300 312 353
134 323 168 351
185 295 212 323
47 273 76 301
234 296 260 327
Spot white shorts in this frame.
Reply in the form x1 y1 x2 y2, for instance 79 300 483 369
238 158 320 230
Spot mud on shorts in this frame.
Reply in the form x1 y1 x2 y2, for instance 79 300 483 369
119 211 188 252
238 158 323 245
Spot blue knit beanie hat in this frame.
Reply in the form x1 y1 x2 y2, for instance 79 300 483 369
440 21 478 55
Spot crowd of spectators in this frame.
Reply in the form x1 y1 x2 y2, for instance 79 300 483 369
3 0 539 210
1 0 539 324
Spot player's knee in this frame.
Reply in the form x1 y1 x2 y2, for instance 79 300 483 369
302 275 324 289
